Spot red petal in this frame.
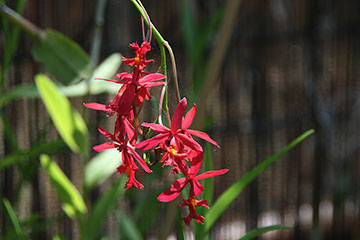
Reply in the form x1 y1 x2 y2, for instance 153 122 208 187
93 142 117 152
83 102 109 112
189 151 203 176
117 164 144 189
95 78 124 84
157 178 188 202
195 169 229 180
135 133 170 150
186 129 220 148
192 179 204 196
197 199 209 208
171 98 187 133
128 42 140 50
124 117 137 145
98 126 117 142
117 85 135 115
139 73 166 84
141 81 166 88
139 41 151 53
128 147 152 173
134 87 148 106
115 72 132 80
182 104 197 130
141 122 169 133
122 57 136 66
176 133 203 152
182 215 193 225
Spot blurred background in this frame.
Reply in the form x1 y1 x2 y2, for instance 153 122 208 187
1 0 360 239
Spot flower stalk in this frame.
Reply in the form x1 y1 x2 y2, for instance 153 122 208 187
129 0 181 110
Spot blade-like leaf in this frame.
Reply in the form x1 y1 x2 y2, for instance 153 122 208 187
35 74 89 155
40 154 87 220
176 208 185 240
32 29 93 85
0 84 40 108
0 140 65 171
85 178 126 240
239 225 292 240
203 143 214 205
53 234 67 240
118 210 142 240
2 198 26 240
84 148 122 189
203 129 314 234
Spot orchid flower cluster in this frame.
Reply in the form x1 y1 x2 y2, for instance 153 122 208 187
84 7 228 225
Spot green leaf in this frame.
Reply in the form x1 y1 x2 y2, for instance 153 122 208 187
176 208 185 240
32 29 93 85
2 198 26 240
0 112 19 152
35 74 89 155
85 178 126 240
92 53 122 79
239 225 292 240
61 52 122 97
87 52 122 95
203 129 314 234
84 148 122 190
0 84 40 108
1 0 26 72
0 53 122 108
118 210 142 240
180 0 196 64
0 139 65 171
53 234 67 240
203 143 214 205
40 154 87 220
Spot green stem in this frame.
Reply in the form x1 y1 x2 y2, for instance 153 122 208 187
90 0 108 67
163 41 180 102
159 43 169 110
129 0 173 110
0 1 27 92
0 4 43 40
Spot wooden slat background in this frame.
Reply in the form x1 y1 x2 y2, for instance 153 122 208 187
1 0 360 239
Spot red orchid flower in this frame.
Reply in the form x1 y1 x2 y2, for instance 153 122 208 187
97 71 166 107
84 85 137 144
93 126 151 189
159 139 190 174
100 71 166 89
135 97 219 151
122 42 154 70
157 152 229 202
93 126 151 174
181 102 220 148
179 197 209 225
117 160 144 189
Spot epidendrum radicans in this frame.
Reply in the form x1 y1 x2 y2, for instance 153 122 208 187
84 2 228 225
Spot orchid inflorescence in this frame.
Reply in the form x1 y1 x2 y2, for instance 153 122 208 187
84 4 228 225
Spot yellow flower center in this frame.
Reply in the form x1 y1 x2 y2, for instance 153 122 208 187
134 54 140 66
125 165 132 175
169 148 177 156
190 198 197 209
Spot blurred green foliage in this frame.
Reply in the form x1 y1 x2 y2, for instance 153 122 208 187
0 1 314 239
